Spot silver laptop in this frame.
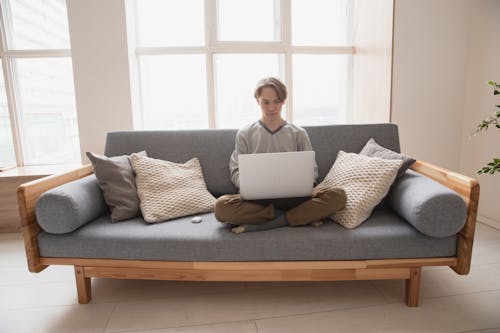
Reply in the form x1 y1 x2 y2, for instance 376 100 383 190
239 151 315 200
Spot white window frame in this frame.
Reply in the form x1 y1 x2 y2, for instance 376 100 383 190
134 0 354 129
0 0 72 166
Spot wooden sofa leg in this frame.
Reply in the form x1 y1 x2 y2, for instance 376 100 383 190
74 266 92 304
405 267 421 307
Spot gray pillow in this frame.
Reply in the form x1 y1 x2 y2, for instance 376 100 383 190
36 175 108 234
360 138 416 178
86 151 146 222
386 170 467 237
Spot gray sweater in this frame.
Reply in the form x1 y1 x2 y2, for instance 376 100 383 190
229 120 319 188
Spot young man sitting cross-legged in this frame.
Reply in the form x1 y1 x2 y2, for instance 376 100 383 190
214 77 347 234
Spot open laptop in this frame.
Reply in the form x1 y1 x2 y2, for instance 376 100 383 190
238 151 315 200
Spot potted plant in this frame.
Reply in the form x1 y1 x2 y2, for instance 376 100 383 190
472 81 499 175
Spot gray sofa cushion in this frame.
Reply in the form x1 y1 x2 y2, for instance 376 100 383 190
36 175 108 234
104 124 400 196
37 208 457 261
386 170 467 238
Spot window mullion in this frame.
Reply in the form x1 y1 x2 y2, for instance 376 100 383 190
207 0 217 46
206 51 215 128
2 49 71 58
0 0 24 166
346 0 354 122
2 55 25 166
0 0 15 50
205 0 216 128
282 0 293 122
136 46 207 55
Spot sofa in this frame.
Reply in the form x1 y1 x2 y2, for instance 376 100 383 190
17 124 480 307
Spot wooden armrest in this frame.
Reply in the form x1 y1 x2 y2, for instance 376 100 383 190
411 160 480 275
17 164 94 272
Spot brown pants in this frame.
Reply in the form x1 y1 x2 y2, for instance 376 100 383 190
214 186 346 227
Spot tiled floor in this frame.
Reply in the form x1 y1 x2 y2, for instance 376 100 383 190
1 223 500 333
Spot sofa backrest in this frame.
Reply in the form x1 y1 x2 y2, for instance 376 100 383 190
104 123 400 196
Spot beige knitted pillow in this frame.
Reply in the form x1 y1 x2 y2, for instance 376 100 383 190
317 151 403 229
130 154 216 223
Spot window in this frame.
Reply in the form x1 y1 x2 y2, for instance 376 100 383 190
0 0 80 166
134 0 352 130
0 59 15 168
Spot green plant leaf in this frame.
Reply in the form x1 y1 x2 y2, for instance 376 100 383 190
475 81 499 175
478 158 500 175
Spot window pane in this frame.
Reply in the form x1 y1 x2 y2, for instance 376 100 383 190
139 55 208 129
0 59 16 167
217 0 280 41
292 0 350 46
135 0 205 47
292 55 349 126
214 54 285 129
5 0 70 50
16 58 81 164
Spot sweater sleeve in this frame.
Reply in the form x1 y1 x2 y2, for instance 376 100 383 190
229 131 248 189
297 129 319 183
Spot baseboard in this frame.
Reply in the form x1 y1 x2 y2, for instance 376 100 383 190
478 215 500 230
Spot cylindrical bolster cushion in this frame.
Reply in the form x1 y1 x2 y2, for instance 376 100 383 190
36 175 108 234
386 170 467 238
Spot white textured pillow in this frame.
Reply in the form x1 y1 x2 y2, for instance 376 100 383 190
317 151 403 229
130 154 216 223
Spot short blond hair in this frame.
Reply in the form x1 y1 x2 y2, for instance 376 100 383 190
254 77 287 102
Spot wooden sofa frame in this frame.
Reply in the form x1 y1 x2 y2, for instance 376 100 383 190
17 160 479 307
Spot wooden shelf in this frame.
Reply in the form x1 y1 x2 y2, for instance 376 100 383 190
0 164 82 177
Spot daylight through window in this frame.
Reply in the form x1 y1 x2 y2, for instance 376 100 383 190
134 0 353 130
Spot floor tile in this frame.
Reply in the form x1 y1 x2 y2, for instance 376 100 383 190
0 281 79 310
91 278 246 303
0 265 74 286
255 290 500 333
245 281 314 292
121 321 257 333
373 263 500 302
478 328 500 333
104 281 387 332
463 329 500 333
471 242 500 266
0 303 115 333
474 223 500 244
0 236 28 267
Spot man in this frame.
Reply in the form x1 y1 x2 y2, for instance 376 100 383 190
215 77 346 233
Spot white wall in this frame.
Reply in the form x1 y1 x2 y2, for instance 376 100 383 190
67 0 134 162
459 0 500 227
392 0 499 226
391 0 469 170
352 0 393 124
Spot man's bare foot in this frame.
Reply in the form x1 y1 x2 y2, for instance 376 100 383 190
311 220 323 227
231 225 246 234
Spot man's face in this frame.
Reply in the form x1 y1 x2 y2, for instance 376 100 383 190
257 87 283 119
